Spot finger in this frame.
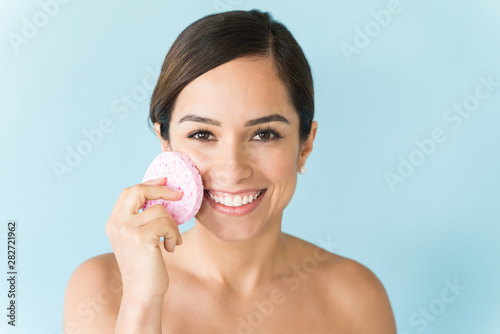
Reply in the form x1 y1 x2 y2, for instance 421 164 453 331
142 205 183 247
140 218 180 252
163 235 177 253
134 205 183 247
133 204 175 227
123 181 183 214
142 177 167 185
109 178 180 222
106 179 166 224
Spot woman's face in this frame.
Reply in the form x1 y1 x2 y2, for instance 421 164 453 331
155 56 316 241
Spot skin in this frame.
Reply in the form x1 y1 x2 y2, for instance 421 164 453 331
63 56 396 333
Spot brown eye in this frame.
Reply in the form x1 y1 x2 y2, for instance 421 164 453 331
188 130 215 142
196 132 209 140
252 128 281 142
258 131 272 140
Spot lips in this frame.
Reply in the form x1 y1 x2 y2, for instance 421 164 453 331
203 189 267 216
205 190 263 208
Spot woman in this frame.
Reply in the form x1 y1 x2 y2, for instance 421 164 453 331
64 9 396 333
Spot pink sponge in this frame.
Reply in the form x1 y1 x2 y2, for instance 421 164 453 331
141 152 203 225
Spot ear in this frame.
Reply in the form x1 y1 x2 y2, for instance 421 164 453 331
153 122 171 152
298 121 318 168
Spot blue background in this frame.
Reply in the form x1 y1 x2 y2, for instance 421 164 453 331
1 0 499 333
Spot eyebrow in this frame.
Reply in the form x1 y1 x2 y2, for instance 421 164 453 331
178 113 290 126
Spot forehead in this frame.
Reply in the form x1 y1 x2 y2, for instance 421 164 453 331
171 56 298 124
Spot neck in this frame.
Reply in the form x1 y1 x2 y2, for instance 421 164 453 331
181 217 289 296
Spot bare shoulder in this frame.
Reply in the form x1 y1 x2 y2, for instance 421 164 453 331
319 255 396 333
63 253 122 333
284 234 396 333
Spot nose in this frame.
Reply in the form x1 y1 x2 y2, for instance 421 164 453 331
210 139 252 185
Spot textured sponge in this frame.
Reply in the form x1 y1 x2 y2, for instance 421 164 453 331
141 152 203 225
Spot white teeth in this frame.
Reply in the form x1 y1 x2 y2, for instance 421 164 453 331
233 196 242 206
208 190 263 207
223 196 233 206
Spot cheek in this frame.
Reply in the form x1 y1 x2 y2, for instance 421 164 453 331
256 147 299 204
262 151 298 212
174 146 212 175
166 133 212 172
262 151 297 179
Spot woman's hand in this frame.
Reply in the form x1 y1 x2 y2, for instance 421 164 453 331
105 177 183 301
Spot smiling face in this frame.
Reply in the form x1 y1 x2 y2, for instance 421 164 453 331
154 56 317 241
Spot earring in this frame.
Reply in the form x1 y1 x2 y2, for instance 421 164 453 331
298 165 306 174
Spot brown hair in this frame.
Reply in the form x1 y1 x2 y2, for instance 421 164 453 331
148 9 314 143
